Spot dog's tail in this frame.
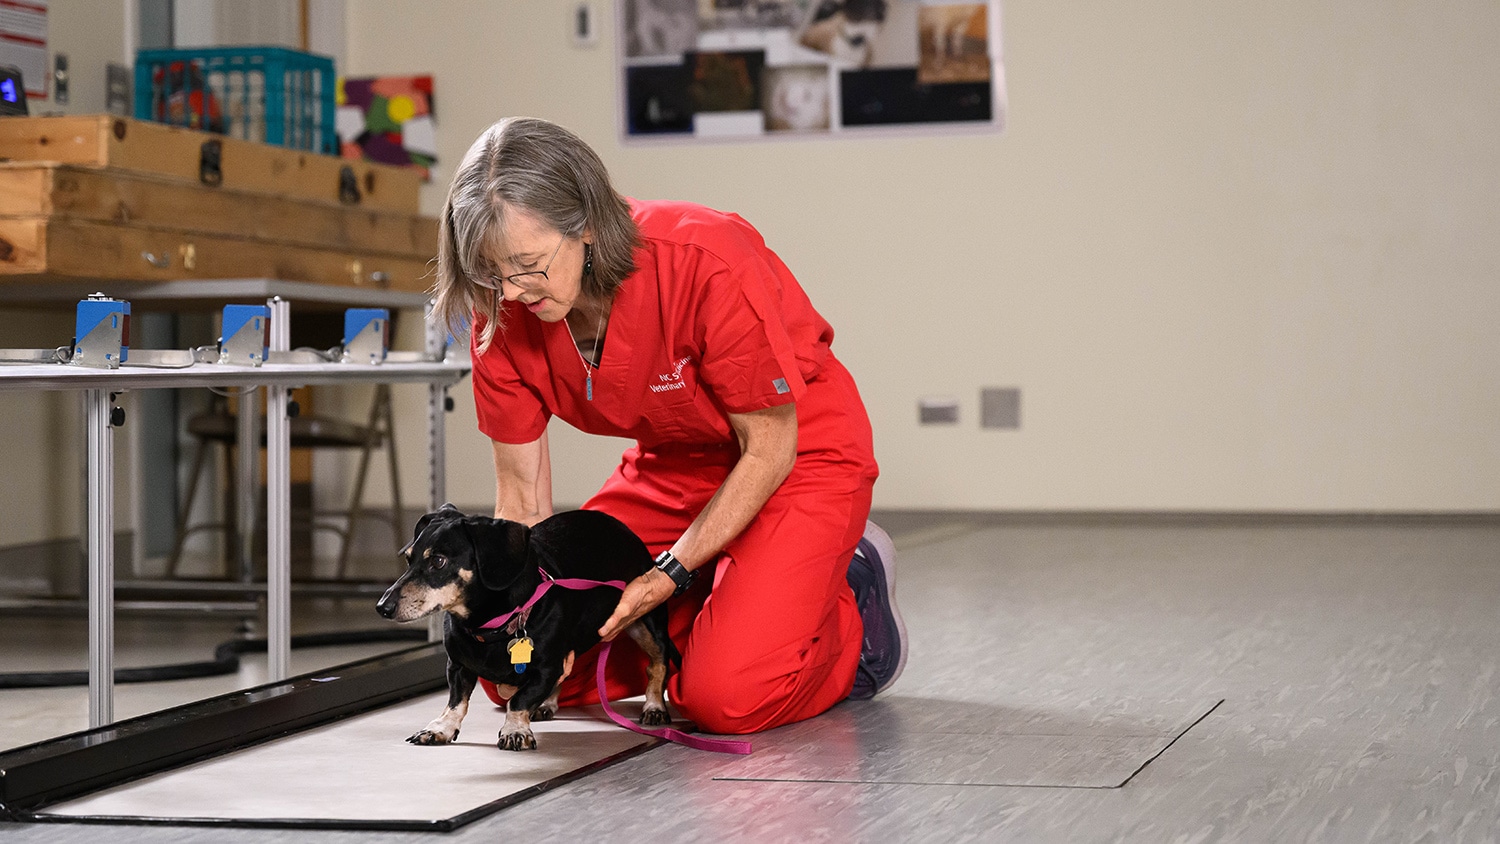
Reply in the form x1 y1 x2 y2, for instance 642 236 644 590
664 632 683 672
645 609 683 671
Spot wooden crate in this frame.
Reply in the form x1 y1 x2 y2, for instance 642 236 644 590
0 164 438 260
0 117 439 294
0 116 422 214
0 217 435 292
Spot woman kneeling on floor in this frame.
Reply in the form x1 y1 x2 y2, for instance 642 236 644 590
433 117 906 734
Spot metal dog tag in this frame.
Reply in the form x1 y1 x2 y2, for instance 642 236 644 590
508 637 534 673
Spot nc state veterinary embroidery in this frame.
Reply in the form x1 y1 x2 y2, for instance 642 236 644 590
649 356 691 393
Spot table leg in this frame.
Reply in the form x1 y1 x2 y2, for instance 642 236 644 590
266 297 291 680
425 302 447 644
86 388 114 728
266 382 290 680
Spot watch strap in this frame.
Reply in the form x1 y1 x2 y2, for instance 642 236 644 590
654 551 695 596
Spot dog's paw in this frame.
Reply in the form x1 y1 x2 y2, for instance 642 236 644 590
497 729 537 751
639 706 671 727
528 703 557 722
406 728 456 745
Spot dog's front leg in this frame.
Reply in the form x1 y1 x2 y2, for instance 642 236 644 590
500 659 569 750
408 660 478 745
497 706 536 751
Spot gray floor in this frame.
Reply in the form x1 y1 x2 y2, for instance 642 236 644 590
3 513 1500 841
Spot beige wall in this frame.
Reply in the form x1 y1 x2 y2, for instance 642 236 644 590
7 0 1492 549
0 1 132 545
41 0 129 114
346 1 1500 514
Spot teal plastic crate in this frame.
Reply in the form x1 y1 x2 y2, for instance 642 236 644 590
134 46 336 154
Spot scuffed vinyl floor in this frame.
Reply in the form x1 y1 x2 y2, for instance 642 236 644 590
4 512 1500 842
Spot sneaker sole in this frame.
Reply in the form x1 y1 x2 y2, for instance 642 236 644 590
860 521 907 695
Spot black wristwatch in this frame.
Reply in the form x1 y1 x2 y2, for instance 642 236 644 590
654 551 695 596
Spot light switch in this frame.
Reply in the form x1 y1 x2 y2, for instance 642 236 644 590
573 3 597 47
53 52 68 104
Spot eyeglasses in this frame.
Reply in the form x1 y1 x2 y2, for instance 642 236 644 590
476 236 565 291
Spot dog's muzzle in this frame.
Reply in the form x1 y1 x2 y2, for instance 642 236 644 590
376 576 406 619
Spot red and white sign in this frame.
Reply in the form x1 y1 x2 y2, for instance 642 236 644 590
0 0 47 98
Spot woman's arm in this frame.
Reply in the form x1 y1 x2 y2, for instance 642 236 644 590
598 402 797 639
491 429 554 527
669 402 796 569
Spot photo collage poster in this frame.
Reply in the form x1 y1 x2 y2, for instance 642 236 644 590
620 0 1005 140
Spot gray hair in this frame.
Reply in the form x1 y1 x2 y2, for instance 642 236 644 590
433 117 639 351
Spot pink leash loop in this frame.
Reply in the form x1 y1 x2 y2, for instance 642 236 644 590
596 640 752 755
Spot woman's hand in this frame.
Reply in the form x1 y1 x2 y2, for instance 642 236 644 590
598 568 677 641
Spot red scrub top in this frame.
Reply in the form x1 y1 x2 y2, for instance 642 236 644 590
471 199 876 491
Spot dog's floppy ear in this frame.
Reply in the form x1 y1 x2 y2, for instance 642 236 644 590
401 504 464 557
464 516 532 591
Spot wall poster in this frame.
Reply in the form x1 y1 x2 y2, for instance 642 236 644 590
336 75 437 181
619 0 1005 141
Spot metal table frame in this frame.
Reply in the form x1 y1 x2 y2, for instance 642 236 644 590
0 296 467 728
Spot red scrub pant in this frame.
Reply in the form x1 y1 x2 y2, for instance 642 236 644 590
480 444 871 735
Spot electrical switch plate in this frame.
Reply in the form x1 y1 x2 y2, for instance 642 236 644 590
980 387 1021 429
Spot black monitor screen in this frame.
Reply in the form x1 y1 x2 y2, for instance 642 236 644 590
0 65 28 115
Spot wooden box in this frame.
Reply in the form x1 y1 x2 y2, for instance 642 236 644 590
0 116 438 294
0 116 421 212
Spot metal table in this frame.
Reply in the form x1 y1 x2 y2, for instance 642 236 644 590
0 279 439 586
0 303 468 728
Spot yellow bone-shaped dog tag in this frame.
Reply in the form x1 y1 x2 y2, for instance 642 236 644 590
507 637 534 672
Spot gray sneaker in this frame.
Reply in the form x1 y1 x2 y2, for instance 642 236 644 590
846 521 906 699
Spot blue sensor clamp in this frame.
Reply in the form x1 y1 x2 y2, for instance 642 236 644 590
342 308 389 364
72 296 130 369
219 304 271 366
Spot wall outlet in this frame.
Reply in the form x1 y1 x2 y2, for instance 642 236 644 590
918 396 960 425
980 387 1021 429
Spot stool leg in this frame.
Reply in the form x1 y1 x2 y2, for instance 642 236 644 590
382 386 404 554
167 440 211 578
335 386 383 579
222 443 236 580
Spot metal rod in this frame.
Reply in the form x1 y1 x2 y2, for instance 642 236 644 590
266 297 292 680
425 300 447 643
0 359 467 394
86 388 114 727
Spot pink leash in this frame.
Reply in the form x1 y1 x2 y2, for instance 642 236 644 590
478 568 752 755
595 639 751 755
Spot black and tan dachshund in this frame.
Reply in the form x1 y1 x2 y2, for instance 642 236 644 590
376 505 679 750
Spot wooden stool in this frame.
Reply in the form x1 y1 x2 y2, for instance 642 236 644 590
167 385 402 580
